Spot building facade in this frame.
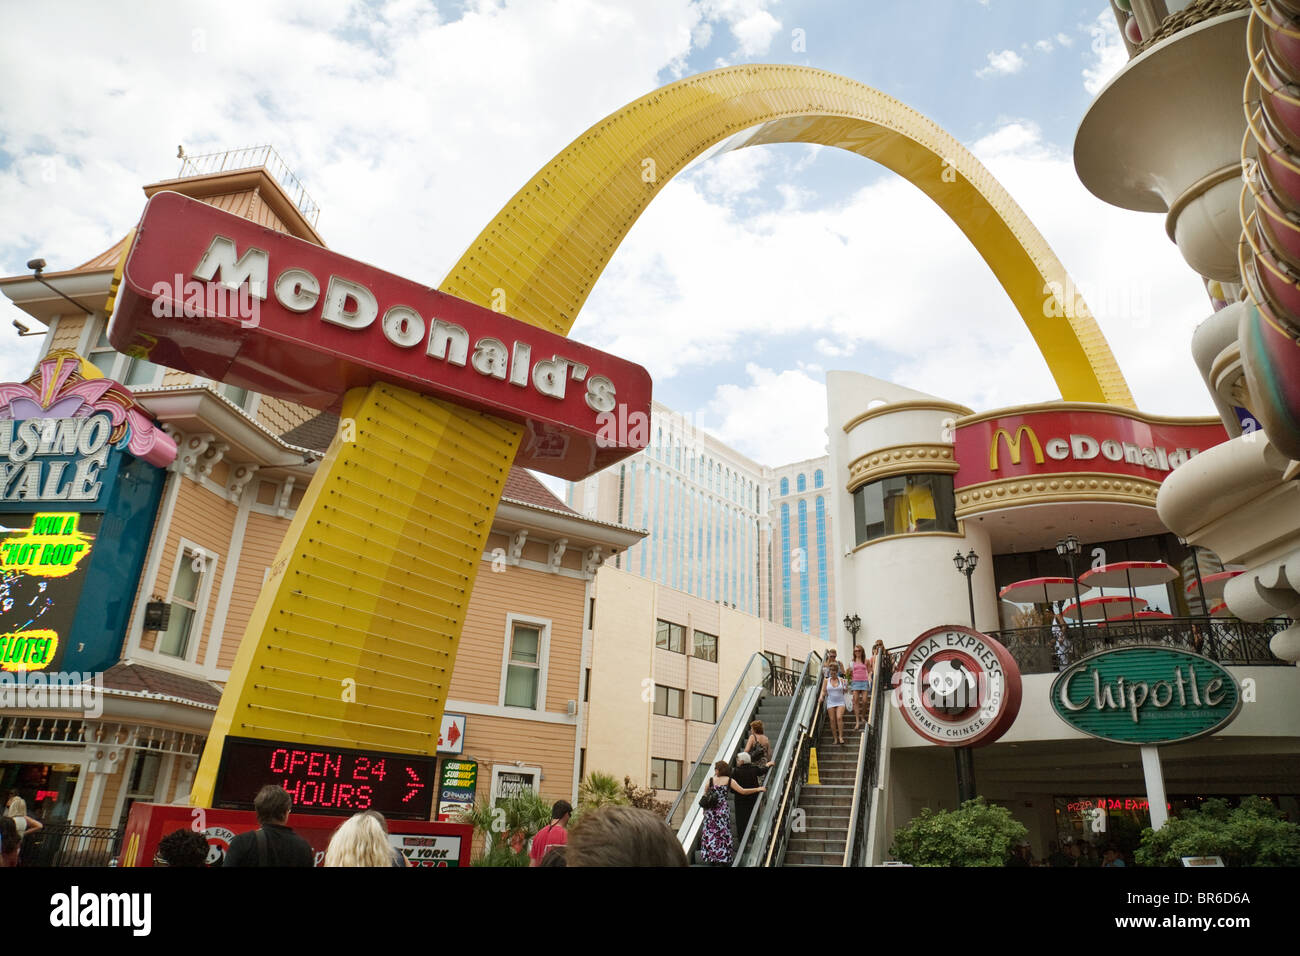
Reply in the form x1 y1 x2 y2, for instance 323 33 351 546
0 151 643 843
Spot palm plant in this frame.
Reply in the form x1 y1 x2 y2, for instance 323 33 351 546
578 771 628 811
454 790 555 867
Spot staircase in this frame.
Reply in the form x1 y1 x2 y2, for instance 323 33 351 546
782 721 865 867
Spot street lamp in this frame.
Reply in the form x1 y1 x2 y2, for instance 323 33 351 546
1176 535 1209 616
953 549 978 629
1055 534 1085 625
842 613 861 640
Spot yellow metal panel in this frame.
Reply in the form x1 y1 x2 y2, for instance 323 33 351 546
191 384 519 804
440 64 1133 406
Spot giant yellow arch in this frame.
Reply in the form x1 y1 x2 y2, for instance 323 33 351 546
440 64 1133 406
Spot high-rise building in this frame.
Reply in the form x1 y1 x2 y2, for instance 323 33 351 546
565 401 837 649
768 456 836 642
566 400 769 616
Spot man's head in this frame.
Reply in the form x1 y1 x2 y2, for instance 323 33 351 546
566 806 687 867
254 785 293 825
735 751 752 766
551 800 573 824
155 828 211 866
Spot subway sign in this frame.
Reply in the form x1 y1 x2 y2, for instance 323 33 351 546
107 191 652 480
1050 647 1242 745
953 406 1226 489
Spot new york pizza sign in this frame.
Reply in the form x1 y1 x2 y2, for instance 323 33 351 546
107 191 652 480
894 625 1023 747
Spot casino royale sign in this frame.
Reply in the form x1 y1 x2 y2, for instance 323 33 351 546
108 191 652 480
0 415 115 502
1051 647 1242 746
894 625 1023 747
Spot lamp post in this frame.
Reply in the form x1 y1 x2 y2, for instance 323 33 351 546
952 549 978 629
1177 535 1218 660
950 550 979 804
842 613 861 645
1055 534 1084 627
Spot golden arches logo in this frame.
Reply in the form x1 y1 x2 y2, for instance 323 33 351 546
989 426 1045 470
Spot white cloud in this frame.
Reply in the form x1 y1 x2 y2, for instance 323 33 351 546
1035 39 1054 53
976 49 1027 78
1056 32 1074 47
699 363 829 464
700 0 782 57
1083 9 1128 95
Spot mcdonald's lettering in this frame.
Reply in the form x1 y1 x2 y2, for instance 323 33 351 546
987 427 1200 474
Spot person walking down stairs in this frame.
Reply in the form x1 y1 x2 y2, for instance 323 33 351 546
819 663 849 745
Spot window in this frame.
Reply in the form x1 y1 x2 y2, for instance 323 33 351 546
117 752 163 829
691 692 717 723
159 545 214 659
653 685 684 718
650 758 683 791
852 473 958 546
655 619 685 653
692 630 718 663
584 667 591 703
503 619 547 709
763 651 787 670
88 319 163 388
779 477 789 497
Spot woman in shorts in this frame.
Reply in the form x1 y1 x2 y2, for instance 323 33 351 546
849 644 871 730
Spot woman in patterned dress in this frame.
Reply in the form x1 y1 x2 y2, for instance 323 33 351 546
699 760 765 865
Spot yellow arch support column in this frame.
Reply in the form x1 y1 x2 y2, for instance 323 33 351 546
191 386 519 804
442 64 1134 406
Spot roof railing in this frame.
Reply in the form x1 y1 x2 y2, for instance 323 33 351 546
177 145 320 227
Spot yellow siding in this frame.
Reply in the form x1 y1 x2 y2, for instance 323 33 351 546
255 396 317 436
139 478 238 656
450 557 585 709
95 772 125 829
48 314 87 352
218 511 290 670
458 716 577 808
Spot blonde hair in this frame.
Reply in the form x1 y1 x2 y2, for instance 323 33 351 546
324 812 392 867
4 796 26 818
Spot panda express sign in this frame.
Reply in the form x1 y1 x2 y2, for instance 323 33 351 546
107 191 652 480
894 625 1022 747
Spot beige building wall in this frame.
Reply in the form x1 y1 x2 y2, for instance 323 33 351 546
586 565 814 801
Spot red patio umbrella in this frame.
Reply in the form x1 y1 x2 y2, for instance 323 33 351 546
1209 601 1236 618
1078 561 1178 616
998 576 1091 606
1186 570 1243 602
1101 611 1175 623
1063 595 1149 622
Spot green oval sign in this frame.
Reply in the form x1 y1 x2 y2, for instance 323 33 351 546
1050 646 1241 745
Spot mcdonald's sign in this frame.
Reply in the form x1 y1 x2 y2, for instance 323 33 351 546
953 407 1227 490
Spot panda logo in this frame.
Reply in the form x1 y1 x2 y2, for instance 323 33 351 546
927 659 977 712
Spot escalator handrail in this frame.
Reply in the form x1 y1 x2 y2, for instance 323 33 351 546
843 647 894 865
665 651 772 826
761 657 829 867
732 650 823 865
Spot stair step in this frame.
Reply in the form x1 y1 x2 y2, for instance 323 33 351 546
783 850 842 866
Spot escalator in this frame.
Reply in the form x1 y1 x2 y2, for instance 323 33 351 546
665 645 899 866
664 651 822 865
760 645 897 867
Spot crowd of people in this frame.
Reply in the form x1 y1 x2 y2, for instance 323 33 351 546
1010 839 1131 867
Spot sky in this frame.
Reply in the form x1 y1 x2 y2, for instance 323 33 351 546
0 0 1212 475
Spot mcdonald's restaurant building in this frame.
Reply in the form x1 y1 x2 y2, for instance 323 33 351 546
827 371 1300 860
0 157 644 847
